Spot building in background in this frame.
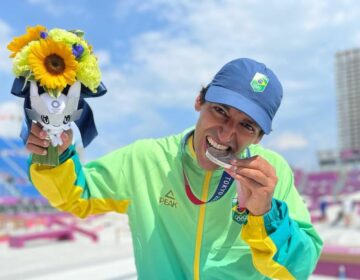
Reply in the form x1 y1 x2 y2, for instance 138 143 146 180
318 48 360 169
336 48 360 151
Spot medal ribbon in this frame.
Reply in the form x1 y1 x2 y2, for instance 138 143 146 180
184 170 234 205
181 131 250 205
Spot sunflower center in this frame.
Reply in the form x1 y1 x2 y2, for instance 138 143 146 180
44 54 65 75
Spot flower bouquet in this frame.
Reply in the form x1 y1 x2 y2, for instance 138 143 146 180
8 25 106 166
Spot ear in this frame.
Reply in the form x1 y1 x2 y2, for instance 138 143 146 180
253 134 263 144
195 95 202 111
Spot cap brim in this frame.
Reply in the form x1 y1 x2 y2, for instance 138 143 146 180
11 77 107 98
205 85 271 134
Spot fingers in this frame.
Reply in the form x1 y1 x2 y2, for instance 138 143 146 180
232 156 276 177
26 122 73 156
228 155 276 216
30 122 47 139
233 174 272 215
226 155 278 189
26 123 49 155
231 167 270 187
58 130 73 155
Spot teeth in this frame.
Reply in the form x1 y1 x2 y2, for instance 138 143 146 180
207 136 229 151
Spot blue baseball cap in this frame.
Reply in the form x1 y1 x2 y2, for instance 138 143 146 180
205 58 283 134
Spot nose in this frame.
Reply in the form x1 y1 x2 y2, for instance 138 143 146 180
218 120 236 143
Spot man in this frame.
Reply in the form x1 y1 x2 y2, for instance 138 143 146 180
26 58 323 279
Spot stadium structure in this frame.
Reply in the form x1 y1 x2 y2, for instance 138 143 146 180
0 137 43 202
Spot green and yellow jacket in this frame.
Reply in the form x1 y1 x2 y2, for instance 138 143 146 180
29 129 323 280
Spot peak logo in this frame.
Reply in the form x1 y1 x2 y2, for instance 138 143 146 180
159 190 178 208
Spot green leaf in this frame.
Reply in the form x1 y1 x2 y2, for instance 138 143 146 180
68 29 85 38
46 88 62 98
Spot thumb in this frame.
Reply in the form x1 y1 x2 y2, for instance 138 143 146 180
58 130 73 155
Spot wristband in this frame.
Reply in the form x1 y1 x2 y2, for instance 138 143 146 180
232 198 248 225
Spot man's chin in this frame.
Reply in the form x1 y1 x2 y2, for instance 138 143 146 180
198 159 219 171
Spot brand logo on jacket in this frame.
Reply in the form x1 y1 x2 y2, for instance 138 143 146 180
159 190 178 208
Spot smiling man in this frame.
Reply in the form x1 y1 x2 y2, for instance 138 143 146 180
27 58 323 280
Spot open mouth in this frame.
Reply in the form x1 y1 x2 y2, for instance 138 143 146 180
205 136 237 168
206 136 231 152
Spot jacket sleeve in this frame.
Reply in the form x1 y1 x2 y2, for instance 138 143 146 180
29 145 130 218
240 160 323 280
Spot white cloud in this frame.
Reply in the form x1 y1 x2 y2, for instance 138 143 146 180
302 0 330 31
0 19 11 41
27 0 87 17
282 80 312 92
130 32 218 105
351 32 360 46
110 1 295 112
98 0 359 155
266 132 309 151
95 50 111 68
129 110 169 138
0 19 12 74
114 0 140 19
91 67 148 119
302 0 360 31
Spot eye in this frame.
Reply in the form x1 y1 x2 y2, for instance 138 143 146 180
63 115 71 124
240 122 255 133
41 115 49 124
213 105 228 117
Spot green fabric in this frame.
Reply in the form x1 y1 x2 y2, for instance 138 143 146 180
30 129 323 279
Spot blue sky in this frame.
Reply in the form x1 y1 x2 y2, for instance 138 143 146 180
1 0 360 170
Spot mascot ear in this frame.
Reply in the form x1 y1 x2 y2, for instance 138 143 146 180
65 81 81 114
67 81 81 98
29 81 48 113
30 81 40 97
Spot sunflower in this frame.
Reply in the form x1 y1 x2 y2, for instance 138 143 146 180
28 39 78 95
7 25 46 58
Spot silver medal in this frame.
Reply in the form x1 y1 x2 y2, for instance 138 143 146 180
205 147 239 169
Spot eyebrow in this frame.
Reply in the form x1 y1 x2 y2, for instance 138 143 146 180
216 103 260 128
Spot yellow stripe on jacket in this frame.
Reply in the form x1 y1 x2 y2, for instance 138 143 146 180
241 215 295 280
30 159 129 218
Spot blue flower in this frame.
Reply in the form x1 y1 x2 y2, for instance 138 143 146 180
72 44 84 59
40 31 48 39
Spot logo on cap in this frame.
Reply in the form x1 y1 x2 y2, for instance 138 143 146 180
250 72 269 93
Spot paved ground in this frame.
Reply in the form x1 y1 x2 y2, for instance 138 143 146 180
1 211 359 280
0 213 136 280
